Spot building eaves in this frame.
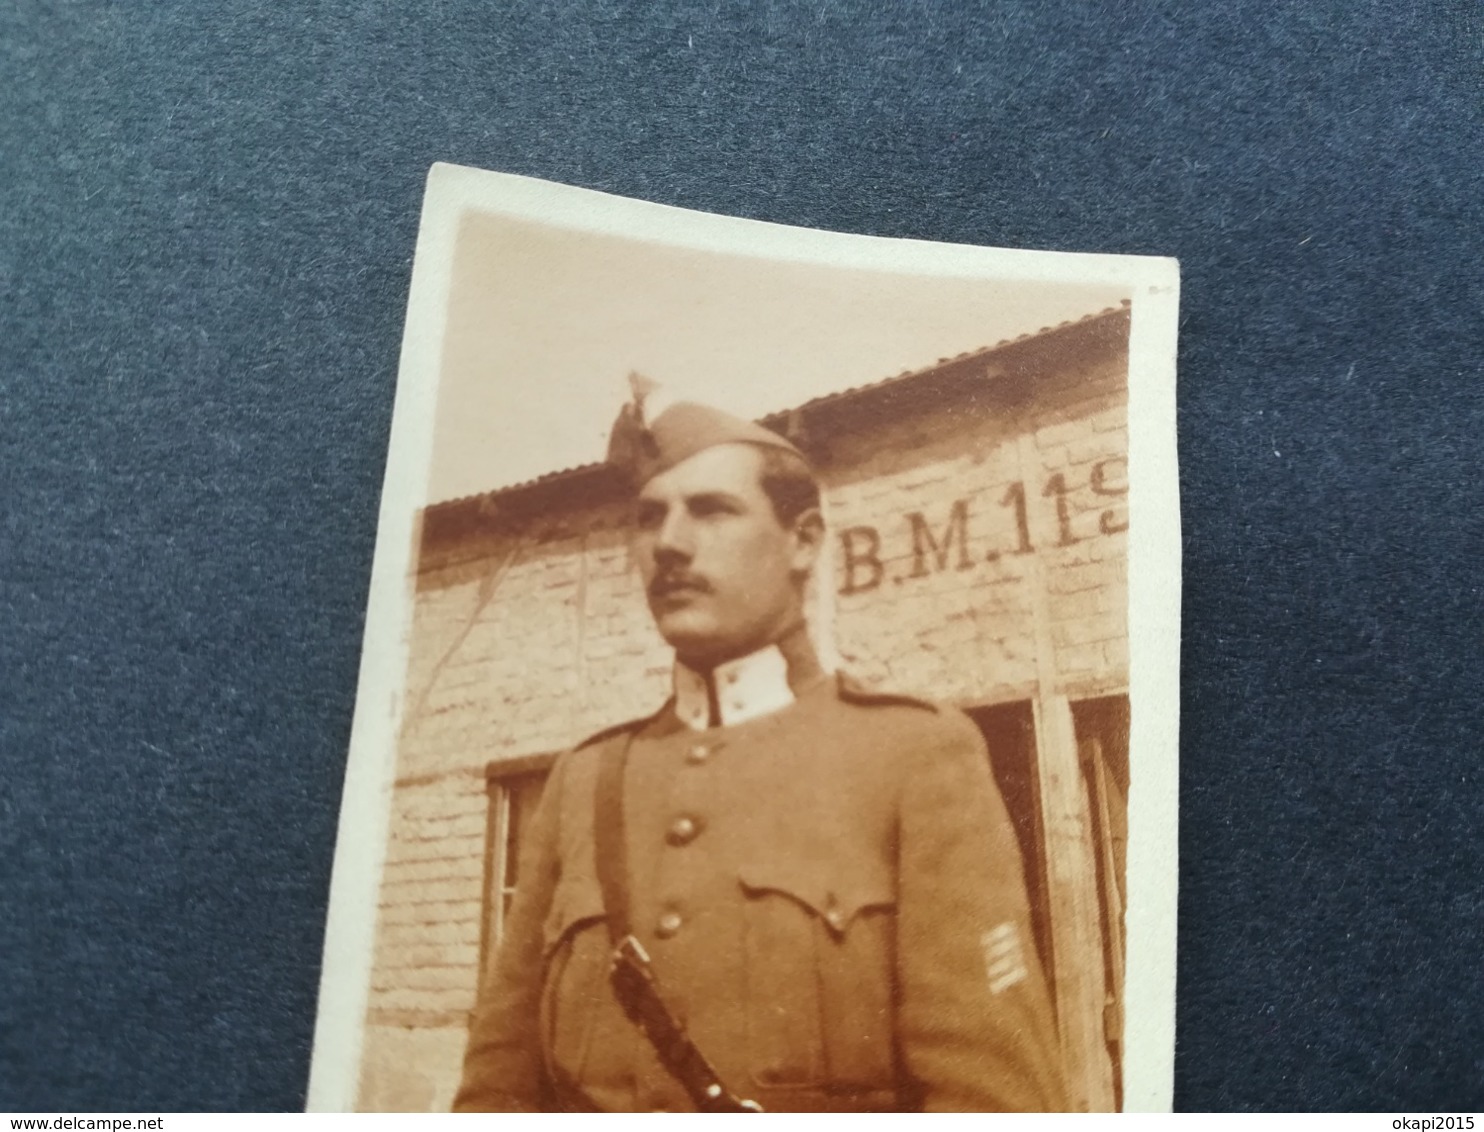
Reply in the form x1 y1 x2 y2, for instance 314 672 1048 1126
772 300 1130 420
424 300 1130 524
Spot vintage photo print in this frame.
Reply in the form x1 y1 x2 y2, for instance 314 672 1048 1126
308 166 1180 1113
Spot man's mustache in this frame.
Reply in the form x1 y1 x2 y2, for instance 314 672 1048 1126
649 571 712 598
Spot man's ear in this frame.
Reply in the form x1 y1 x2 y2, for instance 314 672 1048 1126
789 507 826 575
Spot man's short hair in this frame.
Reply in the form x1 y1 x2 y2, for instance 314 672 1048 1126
756 445 822 527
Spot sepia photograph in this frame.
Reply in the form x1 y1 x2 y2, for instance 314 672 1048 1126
307 165 1181 1113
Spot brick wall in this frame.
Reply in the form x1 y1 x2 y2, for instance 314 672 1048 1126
355 310 1129 1111
825 349 1128 701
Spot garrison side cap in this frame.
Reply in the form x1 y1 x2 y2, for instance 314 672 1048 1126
605 372 807 488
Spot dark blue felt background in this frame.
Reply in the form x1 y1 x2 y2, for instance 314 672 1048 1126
2 0 1480 1112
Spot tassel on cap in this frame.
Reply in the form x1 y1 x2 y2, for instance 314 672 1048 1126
606 372 806 487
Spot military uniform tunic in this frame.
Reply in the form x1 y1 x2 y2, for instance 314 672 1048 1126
453 659 1068 1112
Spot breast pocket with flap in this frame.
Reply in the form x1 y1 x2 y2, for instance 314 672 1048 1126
539 875 609 1083
737 860 898 1091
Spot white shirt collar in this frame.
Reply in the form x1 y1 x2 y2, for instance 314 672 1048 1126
672 644 796 731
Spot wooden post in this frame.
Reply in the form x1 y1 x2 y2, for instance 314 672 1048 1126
1032 693 1116 1111
1015 433 1116 1110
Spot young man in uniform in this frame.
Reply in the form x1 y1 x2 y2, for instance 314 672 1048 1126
452 377 1068 1112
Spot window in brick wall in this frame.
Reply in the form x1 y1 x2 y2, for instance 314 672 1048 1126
1071 693 1131 1110
480 756 554 988
962 702 1054 987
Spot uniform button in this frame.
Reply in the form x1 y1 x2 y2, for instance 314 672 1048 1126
686 743 711 765
667 815 700 846
656 912 683 939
